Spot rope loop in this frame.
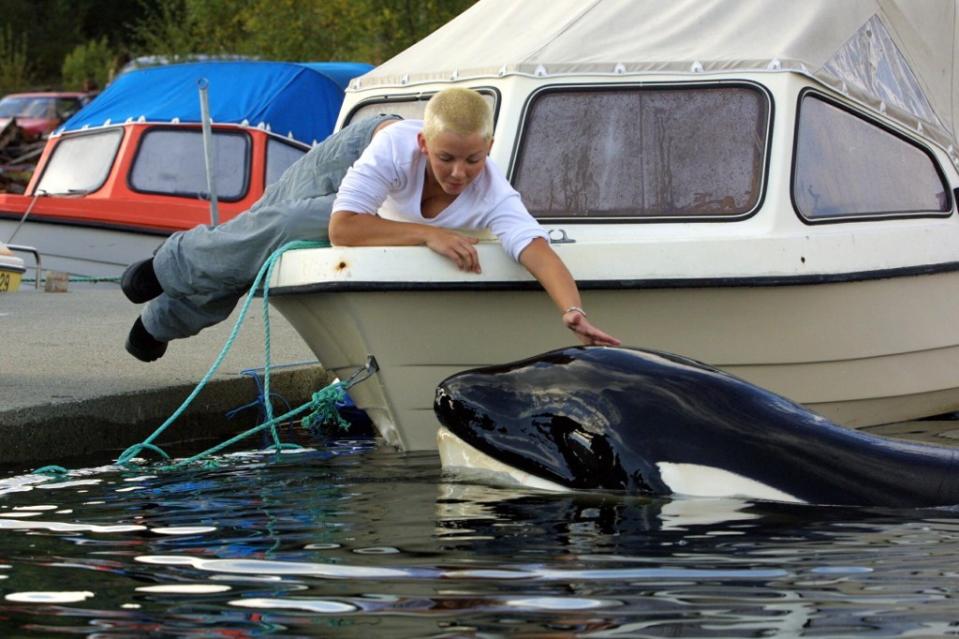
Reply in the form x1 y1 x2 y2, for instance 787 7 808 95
34 465 69 476
116 442 172 466
302 382 350 432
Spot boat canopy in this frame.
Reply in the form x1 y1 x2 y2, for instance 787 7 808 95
355 0 959 164
59 60 373 145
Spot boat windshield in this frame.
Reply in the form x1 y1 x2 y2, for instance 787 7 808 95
266 138 307 187
35 129 123 196
512 84 770 220
129 128 250 201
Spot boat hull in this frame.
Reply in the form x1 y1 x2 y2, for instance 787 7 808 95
0 218 165 278
270 268 959 450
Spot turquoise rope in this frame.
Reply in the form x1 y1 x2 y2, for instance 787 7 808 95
34 465 69 475
114 239 331 467
153 384 346 471
30 239 358 477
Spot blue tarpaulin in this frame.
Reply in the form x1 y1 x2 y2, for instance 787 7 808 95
58 60 373 145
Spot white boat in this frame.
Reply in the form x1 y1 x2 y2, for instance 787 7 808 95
269 0 959 451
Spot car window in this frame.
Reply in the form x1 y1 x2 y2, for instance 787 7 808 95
35 129 123 195
23 97 55 118
54 98 82 119
130 129 250 201
793 94 950 220
0 97 29 117
266 138 307 186
512 85 770 219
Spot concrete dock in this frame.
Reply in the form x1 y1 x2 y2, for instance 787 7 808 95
0 281 331 469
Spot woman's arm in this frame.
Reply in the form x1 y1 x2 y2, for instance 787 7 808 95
518 238 621 346
329 211 482 273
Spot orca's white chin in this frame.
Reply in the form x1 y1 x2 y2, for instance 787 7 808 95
656 462 804 504
436 426 570 492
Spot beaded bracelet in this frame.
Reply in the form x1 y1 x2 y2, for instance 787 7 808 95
563 306 587 317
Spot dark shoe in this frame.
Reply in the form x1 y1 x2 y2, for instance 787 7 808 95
121 258 162 303
125 316 168 362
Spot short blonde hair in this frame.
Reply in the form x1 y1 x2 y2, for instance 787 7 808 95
422 87 493 142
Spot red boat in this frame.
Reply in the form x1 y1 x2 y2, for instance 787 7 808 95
0 60 372 277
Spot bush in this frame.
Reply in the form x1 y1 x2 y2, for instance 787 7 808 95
61 38 115 92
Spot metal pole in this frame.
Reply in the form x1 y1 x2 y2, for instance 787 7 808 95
198 78 219 226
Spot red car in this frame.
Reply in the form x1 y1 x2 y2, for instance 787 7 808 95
0 92 94 140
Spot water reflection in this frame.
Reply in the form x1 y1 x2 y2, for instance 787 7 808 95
0 436 957 637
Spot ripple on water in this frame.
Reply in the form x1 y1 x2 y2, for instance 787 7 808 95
135 584 232 594
5 591 95 603
150 526 218 535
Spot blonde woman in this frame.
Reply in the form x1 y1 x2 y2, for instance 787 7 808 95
122 88 618 361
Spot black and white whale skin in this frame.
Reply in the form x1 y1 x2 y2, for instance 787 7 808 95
433 347 959 507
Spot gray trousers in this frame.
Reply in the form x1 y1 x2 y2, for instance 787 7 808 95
142 114 398 342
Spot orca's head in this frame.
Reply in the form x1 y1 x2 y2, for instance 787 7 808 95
434 347 682 492
433 346 884 506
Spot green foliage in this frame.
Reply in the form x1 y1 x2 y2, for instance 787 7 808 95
0 0 477 92
131 0 478 64
0 25 29 95
61 38 115 91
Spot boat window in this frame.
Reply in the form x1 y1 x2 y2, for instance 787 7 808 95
512 85 769 220
347 99 428 124
130 129 250 201
344 91 496 125
265 138 307 187
793 94 950 220
35 129 123 195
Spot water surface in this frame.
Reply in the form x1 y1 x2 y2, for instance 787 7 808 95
1 427 959 637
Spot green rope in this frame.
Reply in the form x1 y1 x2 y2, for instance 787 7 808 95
34 465 69 475
303 383 350 432
115 239 329 467
31 238 369 477
150 382 347 471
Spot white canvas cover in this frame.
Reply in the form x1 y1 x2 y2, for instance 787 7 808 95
356 0 959 162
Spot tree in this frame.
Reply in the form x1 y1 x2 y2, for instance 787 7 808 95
0 25 29 95
62 38 115 91
131 0 478 64
0 0 159 90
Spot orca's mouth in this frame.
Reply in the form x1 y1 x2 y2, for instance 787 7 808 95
433 381 634 491
436 426 569 491
433 382 579 486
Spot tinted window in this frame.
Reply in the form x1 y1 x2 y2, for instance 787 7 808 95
793 95 949 219
36 129 123 195
513 86 769 219
130 129 249 200
266 138 306 186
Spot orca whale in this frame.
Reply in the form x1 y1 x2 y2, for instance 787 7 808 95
433 347 959 507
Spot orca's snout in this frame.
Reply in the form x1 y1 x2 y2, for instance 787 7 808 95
433 365 637 491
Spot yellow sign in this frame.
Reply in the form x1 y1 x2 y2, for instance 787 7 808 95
0 269 23 293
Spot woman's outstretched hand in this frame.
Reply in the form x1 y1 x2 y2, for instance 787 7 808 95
563 310 622 346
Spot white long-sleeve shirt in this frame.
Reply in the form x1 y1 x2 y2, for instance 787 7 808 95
332 119 547 261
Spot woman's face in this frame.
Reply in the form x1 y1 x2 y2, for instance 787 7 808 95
418 130 491 195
